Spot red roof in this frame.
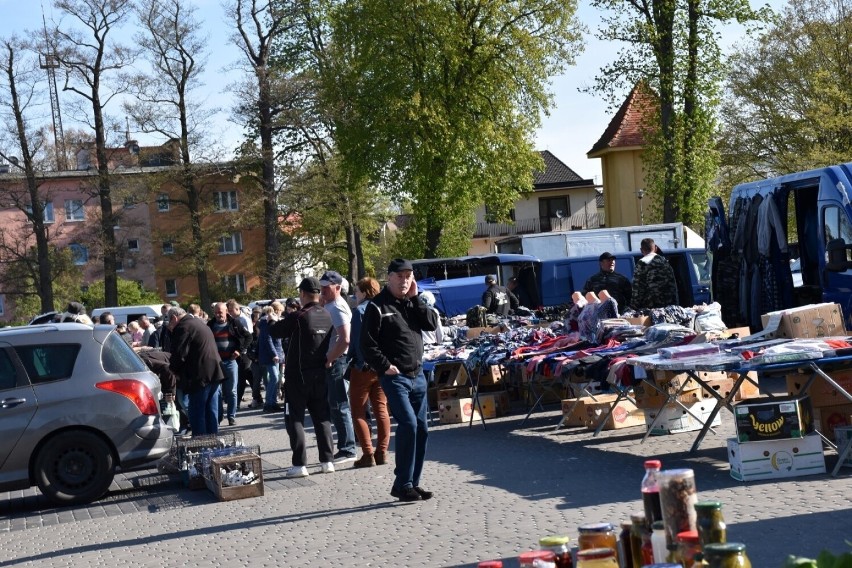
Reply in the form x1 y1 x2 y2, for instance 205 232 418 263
587 83 657 156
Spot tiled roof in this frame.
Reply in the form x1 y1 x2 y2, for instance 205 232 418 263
533 150 589 188
587 82 657 156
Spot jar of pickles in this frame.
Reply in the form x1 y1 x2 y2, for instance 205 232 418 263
538 536 573 568
702 543 752 568
629 513 651 568
519 550 557 568
694 501 727 547
675 530 701 568
577 523 617 552
575 547 618 568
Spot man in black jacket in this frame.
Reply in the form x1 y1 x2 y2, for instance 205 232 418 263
361 258 439 502
271 277 336 478
582 252 633 310
481 274 517 317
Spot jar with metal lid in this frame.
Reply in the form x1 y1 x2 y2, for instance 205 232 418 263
519 550 557 568
658 469 698 547
575 547 618 568
538 536 573 568
694 501 727 547
676 530 700 568
702 543 752 568
577 522 617 552
629 513 649 568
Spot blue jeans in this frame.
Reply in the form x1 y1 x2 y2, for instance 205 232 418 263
380 370 428 490
326 356 356 455
220 359 239 420
188 382 221 436
263 364 280 407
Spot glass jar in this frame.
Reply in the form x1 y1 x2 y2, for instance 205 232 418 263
618 521 633 568
575 547 618 568
539 536 573 568
478 562 503 568
577 523 617 552
676 530 700 568
519 550 557 568
651 521 668 563
702 543 752 568
641 459 663 524
694 500 727 547
658 469 698 547
629 513 649 568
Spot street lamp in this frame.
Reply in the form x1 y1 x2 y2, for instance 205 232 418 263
636 188 645 225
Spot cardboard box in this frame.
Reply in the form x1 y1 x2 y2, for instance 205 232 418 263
643 400 722 435
731 371 760 401
567 381 607 398
813 404 852 440
438 386 471 401
438 396 496 424
561 398 589 427
833 426 852 467
626 316 651 327
722 326 751 338
584 394 645 431
733 395 814 442
651 370 726 394
760 302 846 339
727 434 826 481
480 391 511 417
433 362 469 387
465 326 502 338
785 370 852 408
477 364 506 386
700 378 736 401
633 382 703 409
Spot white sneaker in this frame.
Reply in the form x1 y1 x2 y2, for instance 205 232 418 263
320 462 335 474
285 465 309 478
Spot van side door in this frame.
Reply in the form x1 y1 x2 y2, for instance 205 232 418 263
820 203 852 329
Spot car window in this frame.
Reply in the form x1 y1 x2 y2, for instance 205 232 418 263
102 332 147 373
0 349 17 390
14 344 80 384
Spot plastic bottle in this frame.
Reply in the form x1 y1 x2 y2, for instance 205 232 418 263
651 520 668 563
641 459 663 525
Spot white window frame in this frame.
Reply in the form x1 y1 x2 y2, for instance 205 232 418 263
162 240 174 255
64 199 84 222
69 244 88 265
128 239 140 252
214 190 239 212
157 193 170 212
165 279 178 297
218 232 243 255
25 202 55 224
223 273 247 293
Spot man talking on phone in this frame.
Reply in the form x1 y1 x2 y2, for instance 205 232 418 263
360 258 439 502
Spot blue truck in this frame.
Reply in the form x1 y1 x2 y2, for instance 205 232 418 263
414 251 710 316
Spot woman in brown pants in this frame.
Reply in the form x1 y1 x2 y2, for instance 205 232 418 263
349 277 391 467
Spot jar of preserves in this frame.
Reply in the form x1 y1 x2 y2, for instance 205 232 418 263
575 547 618 568
702 543 752 568
676 530 701 568
577 523 617 552
694 501 727 547
618 521 634 568
629 513 649 568
538 536 573 568
519 550 557 568
658 469 698 547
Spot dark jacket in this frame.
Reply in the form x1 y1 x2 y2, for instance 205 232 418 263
270 301 332 383
138 350 177 394
482 284 517 317
632 253 679 309
257 316 284 365
169 315 225 393
360 287 439 375
582 270 632 311
207 315 252 367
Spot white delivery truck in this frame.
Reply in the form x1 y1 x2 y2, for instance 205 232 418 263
495 222 704 260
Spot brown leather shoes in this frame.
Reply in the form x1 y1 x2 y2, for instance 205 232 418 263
374 450 388 465
353 453 375 468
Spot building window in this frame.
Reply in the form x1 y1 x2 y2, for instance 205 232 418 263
69 244 88 265
64 199 84 222
165 279 178 297
162 240 174 255
213 190 238 212
218 232 243 255
128 239 140 251
538 196 569 232
157 193 170 212
0 294 5 316
222 273 247 293
116 260 124 272
25 202 55 224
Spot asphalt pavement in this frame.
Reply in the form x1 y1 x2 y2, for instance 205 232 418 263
1 387 850 567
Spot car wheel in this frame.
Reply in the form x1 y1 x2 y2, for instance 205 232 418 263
34 431 116 505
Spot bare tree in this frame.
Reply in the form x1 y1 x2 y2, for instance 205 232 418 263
127 0 216 310
52 0 138 307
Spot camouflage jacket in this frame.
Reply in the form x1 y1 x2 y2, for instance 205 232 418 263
631 253 679 310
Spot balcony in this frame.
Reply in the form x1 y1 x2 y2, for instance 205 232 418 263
473 212 604 238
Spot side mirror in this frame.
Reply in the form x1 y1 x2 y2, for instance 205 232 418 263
826 238 852 271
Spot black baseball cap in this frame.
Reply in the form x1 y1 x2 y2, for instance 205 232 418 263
298 277 321 293
387 258 414 273
599 252 616 261
485 274 496 284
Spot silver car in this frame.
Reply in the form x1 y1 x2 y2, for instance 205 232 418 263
0 323 173 504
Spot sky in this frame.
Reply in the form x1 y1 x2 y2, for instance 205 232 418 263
0 0 780 185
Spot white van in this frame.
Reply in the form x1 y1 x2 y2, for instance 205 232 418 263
90 304 163 325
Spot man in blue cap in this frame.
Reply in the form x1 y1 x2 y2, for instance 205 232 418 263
360 258 439 502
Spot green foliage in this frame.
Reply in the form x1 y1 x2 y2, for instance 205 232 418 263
6 247 83 323
79 277 162 310
785 552 852 568
329 0 583 257
719 0 852 190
